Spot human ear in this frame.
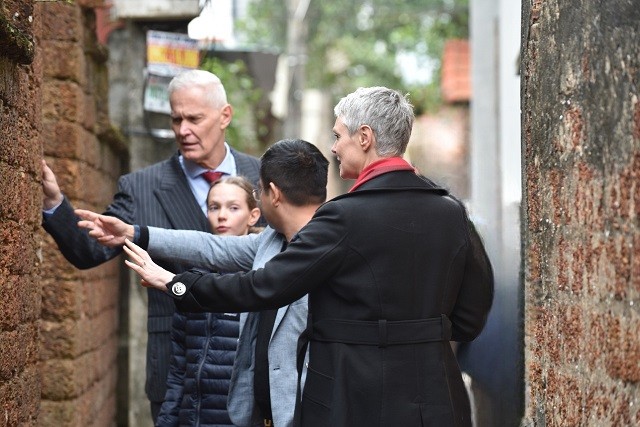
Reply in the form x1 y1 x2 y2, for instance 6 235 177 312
248 207 261 226
359 125 373 151
220 104 233 129
268 182 282 206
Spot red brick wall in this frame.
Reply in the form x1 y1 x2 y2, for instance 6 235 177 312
0 1 126 425
441 39 470 104
38 1 127 425
1 1 42 425
522 1 640 425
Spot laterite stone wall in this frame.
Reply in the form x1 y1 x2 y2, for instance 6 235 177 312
1 0 127 425
522 1 640 425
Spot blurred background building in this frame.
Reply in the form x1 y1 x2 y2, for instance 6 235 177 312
457 1 523 426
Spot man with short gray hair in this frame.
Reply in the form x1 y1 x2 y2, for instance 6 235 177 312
41 69 261 423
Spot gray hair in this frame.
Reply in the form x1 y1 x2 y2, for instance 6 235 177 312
334 86 414 157
168 69 228 108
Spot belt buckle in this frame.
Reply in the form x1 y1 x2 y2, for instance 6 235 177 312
264 419 272 426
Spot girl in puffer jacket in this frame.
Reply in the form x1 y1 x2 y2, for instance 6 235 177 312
156 176 262 427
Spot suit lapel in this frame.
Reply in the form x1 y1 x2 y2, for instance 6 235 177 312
271 305 289 339
154 155 210 232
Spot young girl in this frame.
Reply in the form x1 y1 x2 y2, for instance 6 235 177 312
156 176 261 427
205 176 262 237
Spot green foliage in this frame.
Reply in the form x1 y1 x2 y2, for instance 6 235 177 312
237 0 468 112
200 56 265 155
407 80 443 116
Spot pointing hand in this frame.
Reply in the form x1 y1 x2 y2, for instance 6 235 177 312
75 209 135 247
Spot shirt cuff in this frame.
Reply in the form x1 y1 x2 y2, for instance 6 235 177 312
136 225 149 249
42 198 64 218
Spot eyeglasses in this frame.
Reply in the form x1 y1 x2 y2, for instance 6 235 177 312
252 187 262 201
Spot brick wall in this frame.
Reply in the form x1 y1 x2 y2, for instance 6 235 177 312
0 0 127 425
38 1 128 425
522 1 640 425
0 1 41 424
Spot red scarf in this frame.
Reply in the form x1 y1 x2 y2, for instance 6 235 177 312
349 157 416 192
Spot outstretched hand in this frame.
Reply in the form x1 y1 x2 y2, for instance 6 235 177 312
124 239 175 291
75 209 135 247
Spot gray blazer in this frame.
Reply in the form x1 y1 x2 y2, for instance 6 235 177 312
42 150 260 403
146 226 308 427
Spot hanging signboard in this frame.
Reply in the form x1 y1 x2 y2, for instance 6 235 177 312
143 73 174 114
146 30 200 76
144 30 200 114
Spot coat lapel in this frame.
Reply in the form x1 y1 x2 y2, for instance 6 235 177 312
154 155 210 232
271 305 290 339
228 312 261 425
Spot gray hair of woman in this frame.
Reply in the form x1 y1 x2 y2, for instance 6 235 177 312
168 69 228 108
334 86 414 157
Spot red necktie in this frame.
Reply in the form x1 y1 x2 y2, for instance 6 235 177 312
201 171 225 183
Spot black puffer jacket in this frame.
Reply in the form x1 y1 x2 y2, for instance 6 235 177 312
156 310 240 427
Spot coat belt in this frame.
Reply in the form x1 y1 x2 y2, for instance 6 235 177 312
311 314 452 347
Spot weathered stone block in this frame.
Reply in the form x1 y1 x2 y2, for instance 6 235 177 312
42 80 84 123
40 40 86 85
0 323 39 381
39 2 82 43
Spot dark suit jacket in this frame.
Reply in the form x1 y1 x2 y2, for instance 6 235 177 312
42 149 260 402
167 170 494 426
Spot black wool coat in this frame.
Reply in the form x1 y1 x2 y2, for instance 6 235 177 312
168 170 494 426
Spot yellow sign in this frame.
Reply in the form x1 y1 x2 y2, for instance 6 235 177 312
148 45 199 69
147 30 200 76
